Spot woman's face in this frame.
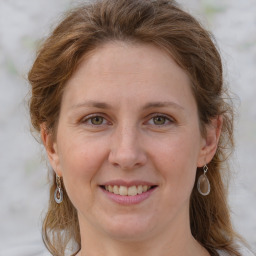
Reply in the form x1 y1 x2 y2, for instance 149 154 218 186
47 42 211 241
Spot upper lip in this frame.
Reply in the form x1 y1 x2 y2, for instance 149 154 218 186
100 179 158 187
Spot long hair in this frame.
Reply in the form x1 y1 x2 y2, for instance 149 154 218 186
28 0 241 255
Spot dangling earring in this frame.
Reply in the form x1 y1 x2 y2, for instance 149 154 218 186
197 165 210 196
54 174 63 204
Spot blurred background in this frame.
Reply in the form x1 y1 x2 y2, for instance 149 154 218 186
0 0 255 255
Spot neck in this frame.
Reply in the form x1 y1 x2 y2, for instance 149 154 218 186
77 212 209 256
79 238 207 256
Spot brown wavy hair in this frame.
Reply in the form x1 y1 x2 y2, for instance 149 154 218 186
28 0 242 255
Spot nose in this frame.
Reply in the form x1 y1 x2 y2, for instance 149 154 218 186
108 124 147 170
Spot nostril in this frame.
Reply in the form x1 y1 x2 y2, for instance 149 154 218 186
108 143 147 170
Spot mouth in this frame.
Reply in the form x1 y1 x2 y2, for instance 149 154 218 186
100 184 157 196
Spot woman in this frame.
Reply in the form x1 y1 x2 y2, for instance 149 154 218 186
28 0 254 255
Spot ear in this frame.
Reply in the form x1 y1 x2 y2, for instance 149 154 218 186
197 115 223 167
40 123 62 177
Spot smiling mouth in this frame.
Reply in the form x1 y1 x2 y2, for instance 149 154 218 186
100 185 157 196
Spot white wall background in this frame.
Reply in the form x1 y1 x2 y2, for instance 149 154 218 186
0 0 255 255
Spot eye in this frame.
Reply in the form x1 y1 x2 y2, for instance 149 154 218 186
152 116 167 125
82 115 109 126
90 116 104 125
147 114 174 126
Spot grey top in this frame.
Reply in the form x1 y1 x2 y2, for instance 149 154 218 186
217 246 255 256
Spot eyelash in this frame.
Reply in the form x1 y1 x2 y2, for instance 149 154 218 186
146 114 175 126
81 113 175 127
81 114 110 126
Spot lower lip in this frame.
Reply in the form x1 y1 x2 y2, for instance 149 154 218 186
101 187 157 205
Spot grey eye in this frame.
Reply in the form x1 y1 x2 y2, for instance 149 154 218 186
90 116 104 125
153 116 167 125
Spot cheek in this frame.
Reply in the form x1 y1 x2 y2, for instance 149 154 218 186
57 133 108 191
150 132 200 194
57 134 109 210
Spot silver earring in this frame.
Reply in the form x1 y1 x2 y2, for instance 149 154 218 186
54 174 63 204
197 165 210 196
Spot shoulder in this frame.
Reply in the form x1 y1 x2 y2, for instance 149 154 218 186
239 246 256 256
217 246 255 256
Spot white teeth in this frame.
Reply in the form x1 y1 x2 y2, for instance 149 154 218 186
143 185 148 192
108 185 113 193
113 185 119 194
119 186 128 196
128 186 137 196
137 185 143 194
104 185 153 196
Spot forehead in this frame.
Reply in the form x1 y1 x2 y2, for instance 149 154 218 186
74 41 187 80
62 42 195 112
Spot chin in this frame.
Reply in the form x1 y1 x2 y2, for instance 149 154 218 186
101 215 155 241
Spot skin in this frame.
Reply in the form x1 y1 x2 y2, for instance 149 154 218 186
42 42 221 256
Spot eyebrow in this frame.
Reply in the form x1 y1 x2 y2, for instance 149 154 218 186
71 100 184 111
71 100 112 110
142 101 184 111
